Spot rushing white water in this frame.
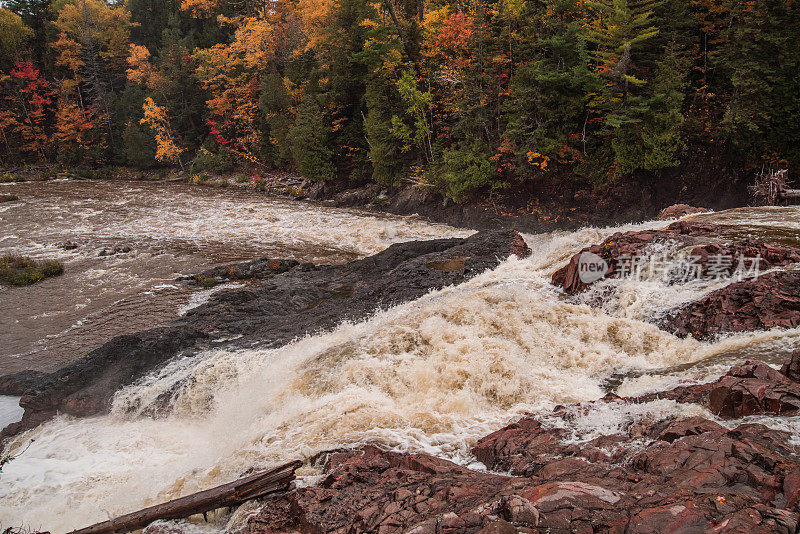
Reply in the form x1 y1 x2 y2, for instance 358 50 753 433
0 397 23 430
2 208 800 531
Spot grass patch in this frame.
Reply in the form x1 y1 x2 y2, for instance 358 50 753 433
0 173 24 183
0 256 64 286
0 194 19 202
194 275 220 289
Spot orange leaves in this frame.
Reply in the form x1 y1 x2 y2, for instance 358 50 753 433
526 151 550 170
140 97 184 165
52 31 83 77
434 12 476 59
180 0 219 17
126 44 154 85
298 0 334 50
55 101 95 150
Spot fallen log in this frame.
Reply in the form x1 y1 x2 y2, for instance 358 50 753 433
68 460 302 534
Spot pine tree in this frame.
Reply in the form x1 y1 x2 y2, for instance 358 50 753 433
505 0 601 178
364 77 405 186
291 89 335 181
258 67 293 167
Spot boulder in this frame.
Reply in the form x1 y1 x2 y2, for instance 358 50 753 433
635 358 800 418
781 350 800 382
707 360 800 417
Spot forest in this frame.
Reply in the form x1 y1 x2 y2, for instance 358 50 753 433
0 0 798 202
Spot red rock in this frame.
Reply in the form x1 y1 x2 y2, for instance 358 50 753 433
626 502 711 533
665 271 800 339
509 233 531 259
780 350 800 383
243 356 800 534
658 416 726 443
704 360 800 417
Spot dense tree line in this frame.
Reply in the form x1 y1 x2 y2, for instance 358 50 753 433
0 0 798 201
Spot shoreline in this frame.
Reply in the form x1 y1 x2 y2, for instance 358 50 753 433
0 164 753 234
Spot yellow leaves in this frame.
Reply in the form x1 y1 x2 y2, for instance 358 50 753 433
180 0 219 17
526 151 550 170
233 17 277 69
298 0 334 50
54 0 132 75
140 97 183 164
0 8 32 63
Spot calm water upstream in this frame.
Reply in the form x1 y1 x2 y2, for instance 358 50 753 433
1 182 799 532
0 179 471 375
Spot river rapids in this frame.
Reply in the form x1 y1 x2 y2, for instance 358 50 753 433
0 180 798 531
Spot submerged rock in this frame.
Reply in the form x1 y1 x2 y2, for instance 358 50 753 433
1 230 529 441
658 203 710 220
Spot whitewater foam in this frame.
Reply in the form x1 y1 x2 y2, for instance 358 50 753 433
2 213 799 530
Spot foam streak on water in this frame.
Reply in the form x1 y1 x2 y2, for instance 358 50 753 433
2 209 800 531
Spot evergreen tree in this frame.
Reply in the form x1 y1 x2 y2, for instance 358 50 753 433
258 66 293 167
364 77 405 186
721 0 800 166
291 89 335 181
505 0 601 179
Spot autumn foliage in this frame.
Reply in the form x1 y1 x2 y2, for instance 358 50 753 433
1 0 799 200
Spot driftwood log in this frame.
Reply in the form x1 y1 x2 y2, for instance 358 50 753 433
68 460 302 534
750 168 800 205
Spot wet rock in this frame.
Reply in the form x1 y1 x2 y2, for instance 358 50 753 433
244 410 800 533
635 359 800 418
17 326 206 419
98 245 132 256
2 230 526 439
184 258 302 284
658 203 710 220
781 350 800 382
664 270 800 339
509 233 531 259
707 360 800 417
61 241 79 250
657 416 726 443
236 353 800 534
0 369 48 396
552 223 800 295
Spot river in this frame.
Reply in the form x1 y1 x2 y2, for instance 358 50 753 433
0 180 799 532
0 179 470 375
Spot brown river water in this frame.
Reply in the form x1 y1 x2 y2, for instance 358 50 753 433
1 181 799 532
0 179 470 375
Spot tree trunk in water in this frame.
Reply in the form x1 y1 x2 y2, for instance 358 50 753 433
68 460 302 534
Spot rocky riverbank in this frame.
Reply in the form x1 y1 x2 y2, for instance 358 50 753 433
218 351 800 534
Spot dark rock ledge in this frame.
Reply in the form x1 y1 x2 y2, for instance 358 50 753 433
0 230 530 441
